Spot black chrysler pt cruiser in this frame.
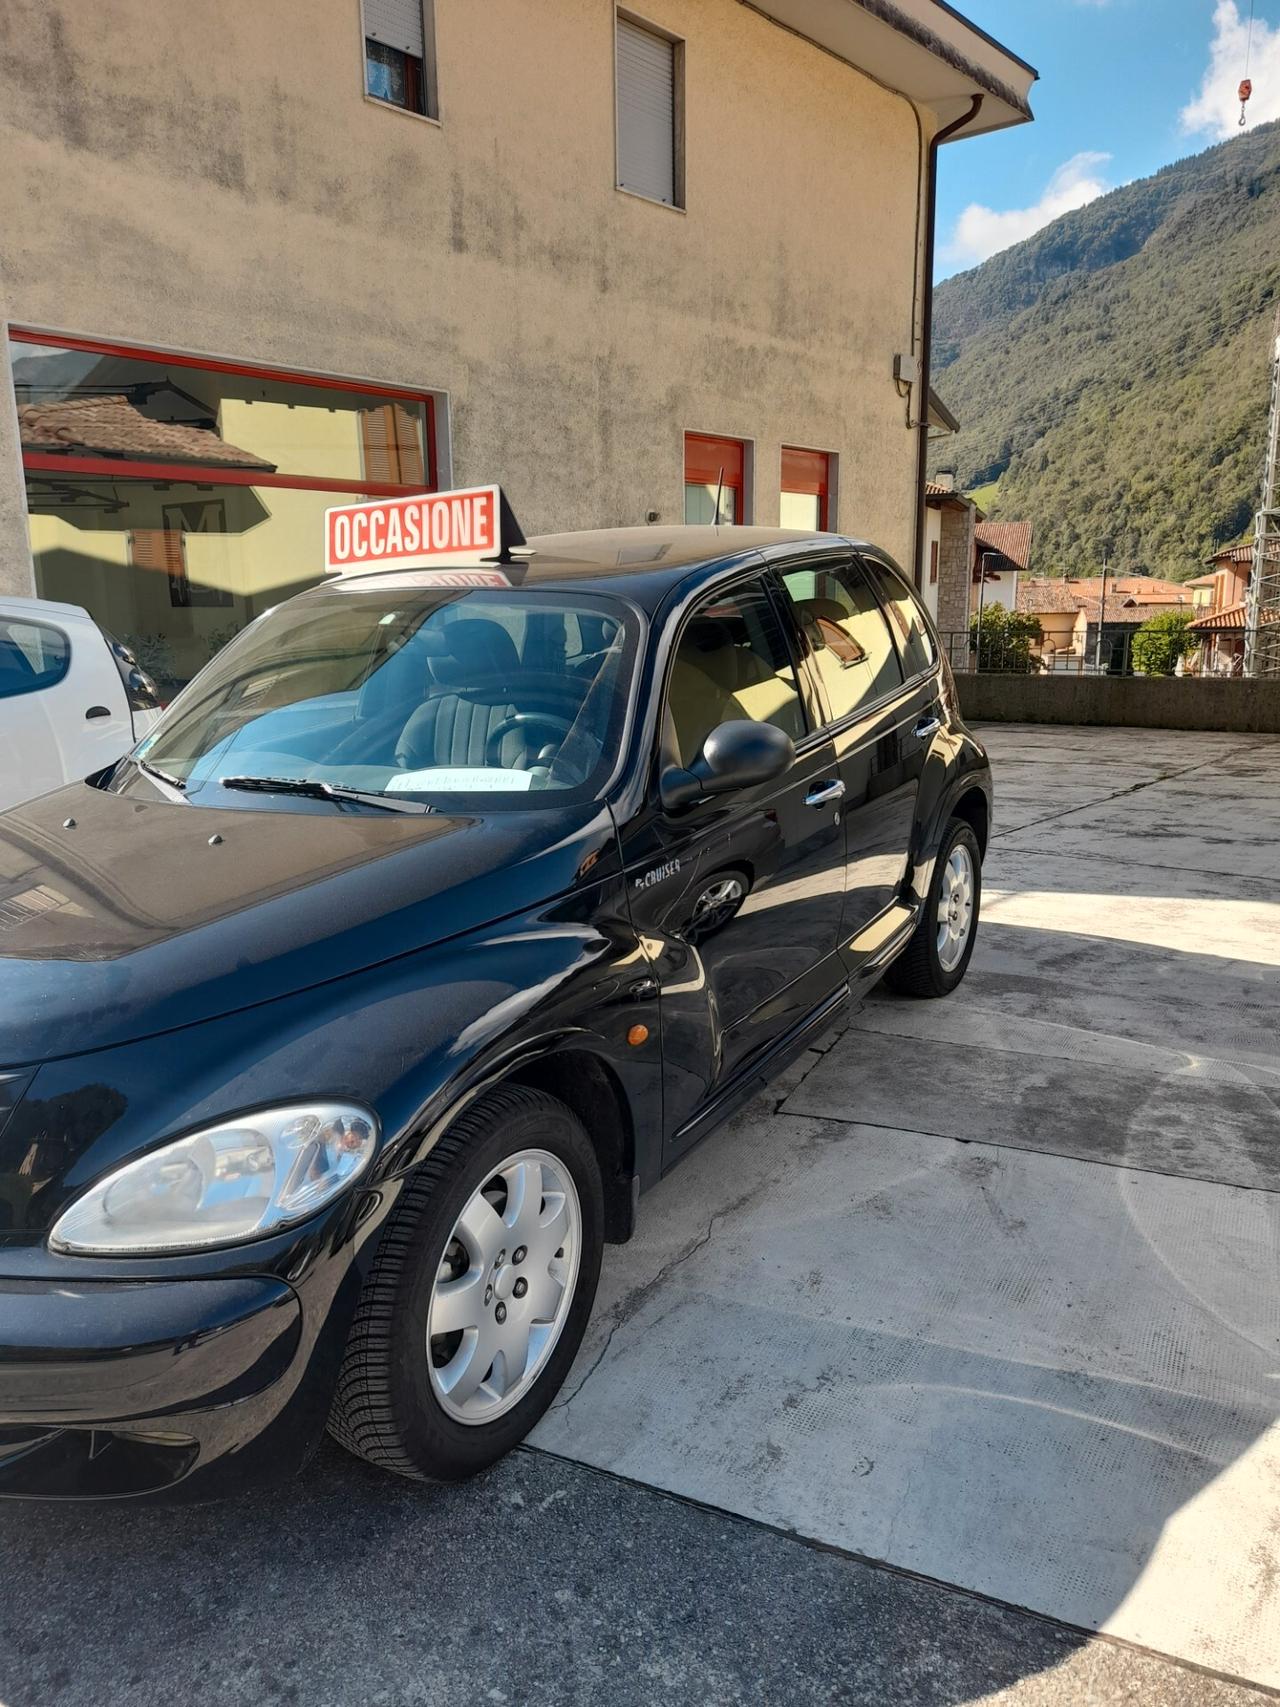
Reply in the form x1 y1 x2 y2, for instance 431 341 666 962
0 522 991 1500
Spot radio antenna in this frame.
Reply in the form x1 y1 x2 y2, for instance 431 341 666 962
713 467 725 526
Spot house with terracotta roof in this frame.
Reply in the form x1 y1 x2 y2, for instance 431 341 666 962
922 477 980 642
17 396 276 472
1015 575 1194 672
972 519 1033 617
1187 540 1275 675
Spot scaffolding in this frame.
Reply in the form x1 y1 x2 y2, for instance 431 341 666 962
1245 307 1280 676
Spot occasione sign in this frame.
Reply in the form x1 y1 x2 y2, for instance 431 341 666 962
324 484 525 577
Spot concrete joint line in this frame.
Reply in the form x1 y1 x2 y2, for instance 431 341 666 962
772 1105 1280 1197
518 1445 1280 1703
991 746 1257 842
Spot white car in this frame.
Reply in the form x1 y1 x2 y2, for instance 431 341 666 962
0 596 164 811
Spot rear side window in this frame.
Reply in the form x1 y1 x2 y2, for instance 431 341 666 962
777 560 903 725
862 557 936 678
0 618 70 700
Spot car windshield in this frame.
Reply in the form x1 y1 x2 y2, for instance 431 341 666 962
126 578 640 809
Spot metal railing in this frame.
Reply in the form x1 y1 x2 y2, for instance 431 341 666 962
937 629 1263 679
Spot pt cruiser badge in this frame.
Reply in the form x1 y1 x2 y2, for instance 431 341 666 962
634 859 681 892
0 487 990 1501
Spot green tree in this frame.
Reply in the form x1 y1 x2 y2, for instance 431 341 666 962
1131 610 1197 676
969 605 1043 673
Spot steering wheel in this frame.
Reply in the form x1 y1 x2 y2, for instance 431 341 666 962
485 711 575 769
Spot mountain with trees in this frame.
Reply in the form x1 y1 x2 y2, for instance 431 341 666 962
931 121 1280 580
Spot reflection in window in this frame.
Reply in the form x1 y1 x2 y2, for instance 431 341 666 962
132 588 637 809
684 483 737 525
667 578 805 767
0 618 70 700
780 562 903 724
862 558 937 677
12 333 435 698
27 475 343 696
363 0 434 116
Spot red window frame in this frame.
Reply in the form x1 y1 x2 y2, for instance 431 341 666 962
685 432 746 522
781 446 831 530
929 540 940 584
11 328 438 498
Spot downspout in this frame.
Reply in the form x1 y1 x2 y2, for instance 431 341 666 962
913 92 983 590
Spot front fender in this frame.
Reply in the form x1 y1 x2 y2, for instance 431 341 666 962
0 885 657 1249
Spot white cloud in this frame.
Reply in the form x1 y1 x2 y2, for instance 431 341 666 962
941 152 1113 269
1182 1 1280 139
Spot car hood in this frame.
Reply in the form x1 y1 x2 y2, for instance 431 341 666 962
0 782 618 1065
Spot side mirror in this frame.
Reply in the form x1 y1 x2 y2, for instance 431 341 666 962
660 719 795 812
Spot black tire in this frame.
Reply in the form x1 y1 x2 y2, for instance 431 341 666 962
328 1084 604 1482
883 818 982 999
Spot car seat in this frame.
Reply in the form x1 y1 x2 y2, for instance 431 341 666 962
394 617 531 771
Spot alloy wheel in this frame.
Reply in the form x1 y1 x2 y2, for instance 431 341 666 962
936 843 975 972
427 1148 581 1425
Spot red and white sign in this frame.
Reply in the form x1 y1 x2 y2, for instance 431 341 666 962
325 485 503 575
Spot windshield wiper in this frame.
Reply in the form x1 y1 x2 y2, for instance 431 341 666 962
137 757 186 792
218 775 433 814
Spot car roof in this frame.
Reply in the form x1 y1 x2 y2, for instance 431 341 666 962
0 594 95 623
317 526 880 615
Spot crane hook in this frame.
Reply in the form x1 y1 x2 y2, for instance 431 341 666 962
1240 1 1256 126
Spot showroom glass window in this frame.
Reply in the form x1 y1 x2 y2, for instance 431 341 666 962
11 332 436 698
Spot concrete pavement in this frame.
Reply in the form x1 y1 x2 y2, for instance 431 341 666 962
534 725 1280 1692
2 724 1279 1704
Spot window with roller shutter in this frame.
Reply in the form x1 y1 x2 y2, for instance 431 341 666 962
362 0 437 118
360 403 427 486
616 13 684 208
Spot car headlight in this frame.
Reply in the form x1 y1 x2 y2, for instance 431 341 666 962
49 1102 379 1256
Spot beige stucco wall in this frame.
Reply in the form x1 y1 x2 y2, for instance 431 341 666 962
0 0 931 598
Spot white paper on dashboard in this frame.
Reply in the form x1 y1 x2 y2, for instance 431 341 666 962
385 767 535 793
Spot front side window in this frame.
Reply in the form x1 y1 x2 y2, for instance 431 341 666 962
126 584 638 811
778 560 902 725
363 0 436 117
862 557 937 678
665 577 805 768
0 618 70 700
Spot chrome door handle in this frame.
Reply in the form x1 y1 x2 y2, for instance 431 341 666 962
805 779 846 808
914 715 942 740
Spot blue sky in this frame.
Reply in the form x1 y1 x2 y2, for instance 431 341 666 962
936 0 1280 277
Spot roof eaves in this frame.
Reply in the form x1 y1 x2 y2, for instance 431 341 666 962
927 0 1037 78
852 0 1035 120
